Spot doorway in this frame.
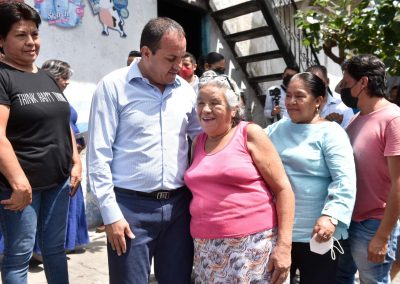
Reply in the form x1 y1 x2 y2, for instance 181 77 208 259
157 0 207 75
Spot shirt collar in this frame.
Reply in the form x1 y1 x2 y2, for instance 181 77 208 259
127 60 182 88
326 93 339 105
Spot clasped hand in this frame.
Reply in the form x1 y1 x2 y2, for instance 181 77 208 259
312 216 336 242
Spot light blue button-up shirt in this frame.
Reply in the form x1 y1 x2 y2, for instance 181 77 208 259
87 62 201 224
320 93 355 128
266 119 356 242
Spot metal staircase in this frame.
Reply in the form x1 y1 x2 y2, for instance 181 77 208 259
210 0 320 97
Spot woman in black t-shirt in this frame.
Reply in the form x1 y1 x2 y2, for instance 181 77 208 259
0 2 82 283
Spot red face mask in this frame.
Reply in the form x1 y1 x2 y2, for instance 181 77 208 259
178 66 194 79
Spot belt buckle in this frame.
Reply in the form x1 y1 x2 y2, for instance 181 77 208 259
156 191 170 200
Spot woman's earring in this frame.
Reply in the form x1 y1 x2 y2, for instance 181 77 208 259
316 105 320 113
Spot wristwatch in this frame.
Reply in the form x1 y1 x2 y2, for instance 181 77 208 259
328 216 338 226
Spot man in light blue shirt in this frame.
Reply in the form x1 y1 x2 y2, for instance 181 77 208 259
306 65 354 128
87 17 201 284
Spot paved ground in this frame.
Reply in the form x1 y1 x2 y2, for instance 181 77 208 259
21 230 400 284
26 229 158 284
9 150 399 283
28 229 109 284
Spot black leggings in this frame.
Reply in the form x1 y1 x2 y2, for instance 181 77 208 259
290 241 342 284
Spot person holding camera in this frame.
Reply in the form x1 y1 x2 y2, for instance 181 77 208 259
264 66 300 124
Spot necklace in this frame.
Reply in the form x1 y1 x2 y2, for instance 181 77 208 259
208 127 232 142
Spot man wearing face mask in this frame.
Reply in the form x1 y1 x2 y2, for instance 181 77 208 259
306 65 354 128
178 52 199 93
204 51 226 74
201 51 242 100
336 55 400 284
264 66 300 123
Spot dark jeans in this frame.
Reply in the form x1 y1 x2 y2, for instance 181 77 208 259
108 187 193 284
0 179 70 284
291 241 341 284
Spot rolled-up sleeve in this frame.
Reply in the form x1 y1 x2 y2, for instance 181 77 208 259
321 124 357 228
87 80 123 225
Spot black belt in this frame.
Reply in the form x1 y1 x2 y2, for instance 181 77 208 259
114 186 186 200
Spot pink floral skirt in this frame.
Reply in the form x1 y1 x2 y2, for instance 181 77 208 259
193 228 277 283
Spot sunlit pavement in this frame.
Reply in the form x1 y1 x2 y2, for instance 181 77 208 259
24 231 400 284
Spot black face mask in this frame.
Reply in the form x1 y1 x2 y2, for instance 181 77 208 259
213 67 225 75
282 75 293 88
340 88 358 109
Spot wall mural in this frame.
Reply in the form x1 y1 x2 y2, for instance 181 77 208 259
34 0 85 28
33 0 129 38
88 0 128 37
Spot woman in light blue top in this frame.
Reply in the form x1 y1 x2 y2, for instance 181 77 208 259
265 72 356 284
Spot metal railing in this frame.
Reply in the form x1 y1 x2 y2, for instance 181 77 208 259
270 0 320 71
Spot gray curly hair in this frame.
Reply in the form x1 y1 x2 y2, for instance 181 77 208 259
41 59 73 80
198 73 244 126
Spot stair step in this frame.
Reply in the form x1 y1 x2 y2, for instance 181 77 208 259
248 73 283 84
211 1 260 22
225 26 272 43
236 50 283 64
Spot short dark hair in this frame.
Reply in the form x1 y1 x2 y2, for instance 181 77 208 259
128 50 141 58
140 17 185 54
291 72 326 99
205 52 224 65
183 52 196 65
284 65 300 73
341 54 386 98
0 2 41 40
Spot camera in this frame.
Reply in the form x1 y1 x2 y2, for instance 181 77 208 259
269 87 281 106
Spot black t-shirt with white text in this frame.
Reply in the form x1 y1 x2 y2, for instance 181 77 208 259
0 62 72 191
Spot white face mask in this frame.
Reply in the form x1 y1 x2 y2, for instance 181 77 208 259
309 234 344 260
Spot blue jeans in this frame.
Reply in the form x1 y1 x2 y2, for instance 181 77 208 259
0 179 70 284
108 187 193 284
336 219 399 284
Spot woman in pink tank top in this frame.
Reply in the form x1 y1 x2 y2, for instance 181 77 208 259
184 74 295 283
